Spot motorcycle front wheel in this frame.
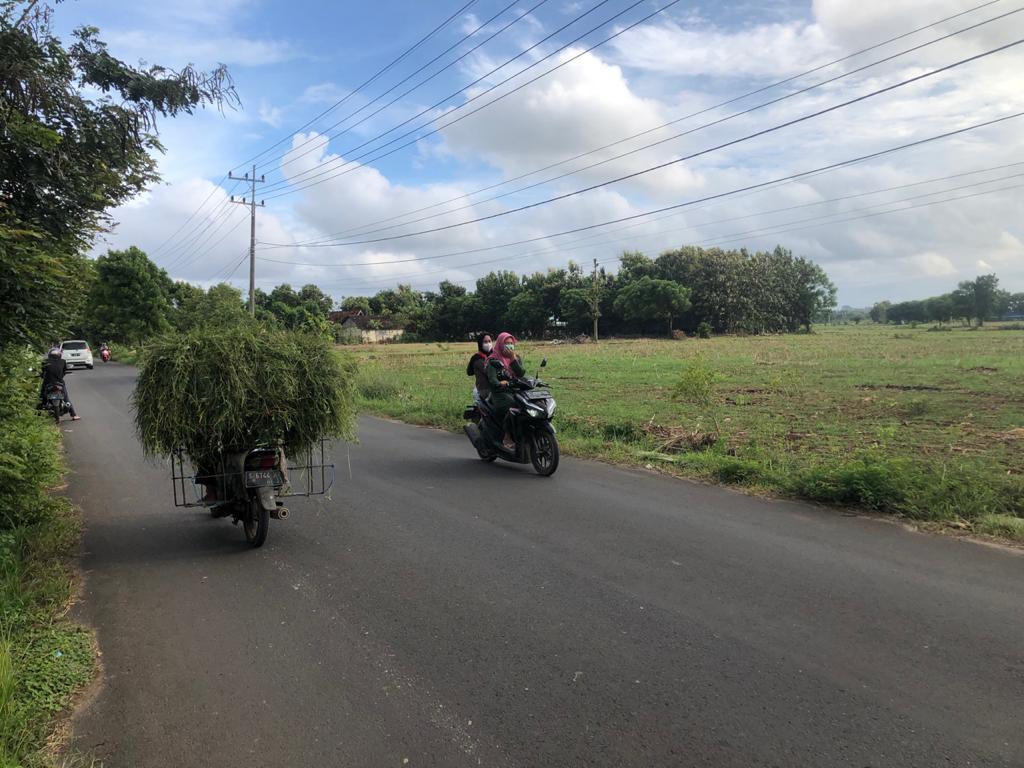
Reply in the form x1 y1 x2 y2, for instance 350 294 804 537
530 430 559 476
243 494 270 548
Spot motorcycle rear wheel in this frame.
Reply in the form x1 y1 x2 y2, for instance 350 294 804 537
242 494 270 548
530 431 559 476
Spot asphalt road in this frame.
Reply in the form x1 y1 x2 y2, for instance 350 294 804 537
63 363 1023 767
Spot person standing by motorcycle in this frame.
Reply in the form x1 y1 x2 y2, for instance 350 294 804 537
486 332 524 450
466 333 493 406
39 349 80 420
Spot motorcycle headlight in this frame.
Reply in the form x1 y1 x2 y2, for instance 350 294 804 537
525 405 543 418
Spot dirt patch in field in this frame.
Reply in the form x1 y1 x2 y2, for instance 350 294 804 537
967 366 999 373
643 422 717 453
858 383 944 392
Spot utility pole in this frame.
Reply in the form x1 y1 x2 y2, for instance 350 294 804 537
228 164 265 316
591 257 601 342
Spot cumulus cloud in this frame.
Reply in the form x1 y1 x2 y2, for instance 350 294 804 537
92 0 1024 306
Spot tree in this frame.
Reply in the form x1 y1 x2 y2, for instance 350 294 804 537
174 283 247 332
298 284 333 315
560 288 600 335
340 296 371 314
870 301 891 324
475 271 522 332
614 277 691 335
0 2 237 349
503 290 548 338
1007 293 1024 315
972 274 999 325
84 247 173 342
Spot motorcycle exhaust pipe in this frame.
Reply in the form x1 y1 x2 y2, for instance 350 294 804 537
271 506 289 520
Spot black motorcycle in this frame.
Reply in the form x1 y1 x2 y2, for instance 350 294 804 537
463 359 559 476
43 384 70 424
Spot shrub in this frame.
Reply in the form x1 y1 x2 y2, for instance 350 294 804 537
696 321 712 339
357 375 400 401
671 356 723 434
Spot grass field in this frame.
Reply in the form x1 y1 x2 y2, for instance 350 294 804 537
349 324 1024 538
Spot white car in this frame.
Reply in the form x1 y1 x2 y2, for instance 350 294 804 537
60 340 94 369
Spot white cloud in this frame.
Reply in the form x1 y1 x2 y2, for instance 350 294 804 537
912 252 957 276
610 19 835 78
103 30 300 68
88 0 1024 307
301 83 347 104
258 101 283 129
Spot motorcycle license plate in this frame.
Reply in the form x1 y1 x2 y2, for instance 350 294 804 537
244 469 283 488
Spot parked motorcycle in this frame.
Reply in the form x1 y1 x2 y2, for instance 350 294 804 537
43 384 70 424
462 359 559 476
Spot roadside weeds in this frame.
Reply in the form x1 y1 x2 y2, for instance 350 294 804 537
1 350 96 768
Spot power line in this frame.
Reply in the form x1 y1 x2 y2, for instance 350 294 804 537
301 0 1011 242
304 5 1022 244
163 200 248 271
258 0 682 199
252 0 551 176
260 41 1024 250
149 174 229 258
255 111 1024 267
161 191 243 269
235 0 481 173
258 161 1024 292
302 179 1024 296
260 0 620 183
151 0 480 264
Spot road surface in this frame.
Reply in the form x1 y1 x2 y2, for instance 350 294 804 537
63 363 1023 767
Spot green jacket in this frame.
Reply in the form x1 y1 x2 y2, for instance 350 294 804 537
486 356 525 410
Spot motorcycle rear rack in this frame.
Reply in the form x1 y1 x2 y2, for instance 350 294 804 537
171 440 336 509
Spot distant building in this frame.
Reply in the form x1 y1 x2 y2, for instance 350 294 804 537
339 314 405 343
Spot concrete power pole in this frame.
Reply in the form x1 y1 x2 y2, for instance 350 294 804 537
228 165 265 316
591 258 601 342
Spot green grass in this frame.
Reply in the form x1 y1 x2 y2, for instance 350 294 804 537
1 350 95 768
347 325 1024 534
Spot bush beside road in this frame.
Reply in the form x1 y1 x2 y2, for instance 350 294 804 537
0 350 93 767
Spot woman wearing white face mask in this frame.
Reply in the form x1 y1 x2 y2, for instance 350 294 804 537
485 332 525 450
467 333 494 406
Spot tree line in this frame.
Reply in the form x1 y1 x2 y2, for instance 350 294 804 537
69 247 336 344
345 245 837 341
870 275 1023 326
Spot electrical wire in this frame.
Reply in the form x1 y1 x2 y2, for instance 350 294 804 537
301 5 1023 245
254 111 1024 267
297 0 1011 242
260 42 1024 250
252 0 552 176
258 162 1024 295
234 0 481 173
151 0 480 265
258 0 682 198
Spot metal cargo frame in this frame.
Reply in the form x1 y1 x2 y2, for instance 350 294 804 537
171 439 335 509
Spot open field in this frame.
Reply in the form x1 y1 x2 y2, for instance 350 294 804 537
349 324 1024 537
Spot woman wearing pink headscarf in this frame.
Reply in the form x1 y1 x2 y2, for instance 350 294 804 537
485 332 525 450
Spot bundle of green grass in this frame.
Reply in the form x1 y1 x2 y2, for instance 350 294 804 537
133 324 357 462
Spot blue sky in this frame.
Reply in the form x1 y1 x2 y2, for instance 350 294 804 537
52 0 1024 306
